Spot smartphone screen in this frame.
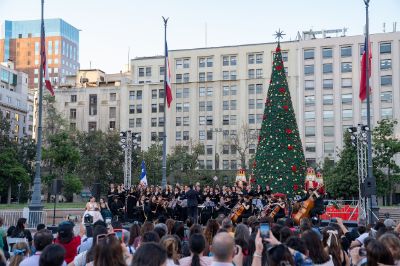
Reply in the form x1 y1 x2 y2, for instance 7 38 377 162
260 223 270 238
114 229 124 242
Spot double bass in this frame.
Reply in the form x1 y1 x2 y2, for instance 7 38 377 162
292 183 324 225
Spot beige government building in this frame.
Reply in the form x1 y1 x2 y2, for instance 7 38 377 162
52 30 400 170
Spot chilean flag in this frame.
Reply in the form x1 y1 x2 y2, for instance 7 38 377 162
139 160 148 186
359 38 371 101
41 21 54 96
165 42 173 108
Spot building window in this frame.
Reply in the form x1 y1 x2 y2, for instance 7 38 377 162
70 95 77 102
183 103 190 112
151 103 157 113
256 53 263 64
199 87 206 97
248 84 255 94
138 68 144 77
129 105 135 114
305 142 316 152
323 79 333 89
380 42 391 54
206 130 213 140
109 121 116 130
159 117 164 127
89 94 97 116
248 54 255 64
109 107 116 118
198 130 205 141
136 91 142 100
305 80 314 90
341 78 352 88
380 75 392 86
323 126 334 136
151 118 157 127
256 99 263 109
70 109 76 119
324 142 335 154
340 46 352 57
129 91 135 100
256 69 263 79
151 89 157 99
176 74 182 83
256 84 263 94
207 72 213 81
176 117 182 126
248 69 255 79
136 104 142 113
380 91 392 103
248 99 255 109
248 114 255 124
159 66 165 76
305 126 315 137
304 95 315 106
183 88 190 98
380 59 392 70
304 49 314 60
341 62 352 73
88 122 97 132
183 131 189 140
305 111 315 121
183 73 189 83
206 116 213 125
175 131 182 141
341 94 352 104
282 52 288 62
342 109 353 120
381 108 393 119
129 119 135 128
322 48 333 58
323 94 334 105
304 65 314 75
145 67 151 77
199 72 205 82
230 70 237 80
183 117 189 126
206 101 213 111
323 63 333 73
222 71 229 80
199 101 206 112
323 110 334 121
223 115 229 125
199 116 205 125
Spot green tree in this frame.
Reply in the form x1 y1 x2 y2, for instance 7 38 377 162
324 132 359 198
63 174 83 201
254 42 306 196
141 143 162 185
167 143 204 184
372 119 400 205
76 131 124 191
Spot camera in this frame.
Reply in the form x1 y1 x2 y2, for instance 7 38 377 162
84 214 93 225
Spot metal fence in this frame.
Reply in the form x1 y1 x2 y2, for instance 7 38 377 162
0 208 47 229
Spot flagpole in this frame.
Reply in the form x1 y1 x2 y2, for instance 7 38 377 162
364 0 378 224
161 17 169 189
29 0 45 212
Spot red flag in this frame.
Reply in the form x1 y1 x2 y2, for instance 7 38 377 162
359 38 371 101
165 42 173 108
41 22 54 96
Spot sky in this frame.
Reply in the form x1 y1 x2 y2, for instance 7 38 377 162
1 0 399 73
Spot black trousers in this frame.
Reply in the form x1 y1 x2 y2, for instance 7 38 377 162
187 206 198 223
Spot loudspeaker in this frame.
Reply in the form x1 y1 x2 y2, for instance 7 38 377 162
92 183 101 201
52 179 63 195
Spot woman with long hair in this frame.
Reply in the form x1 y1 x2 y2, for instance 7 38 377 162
302 229 334 266
91 234 127 266
39 244 66 266
9 242 29 266
234 224 251 266
379 233 400 264
179 234 212 266
160 235 180 266
203 219 219 255
127 223 140 254
11 218 33 246
365 238 394 266
131 242 167 266
322 227 349 266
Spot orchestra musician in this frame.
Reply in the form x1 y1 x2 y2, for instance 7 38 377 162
239 195 253 223
184 184 199 223
109 196 124 220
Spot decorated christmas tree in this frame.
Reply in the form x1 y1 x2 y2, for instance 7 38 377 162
254 37 306 196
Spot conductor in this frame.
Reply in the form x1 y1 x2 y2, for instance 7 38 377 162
185 184 199 223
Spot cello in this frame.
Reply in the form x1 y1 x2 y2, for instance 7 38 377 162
230 202 245 223
292 183 324 225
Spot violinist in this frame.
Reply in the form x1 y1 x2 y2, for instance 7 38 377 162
239 195 253 223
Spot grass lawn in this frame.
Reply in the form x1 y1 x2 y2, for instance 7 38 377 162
0 202 86 210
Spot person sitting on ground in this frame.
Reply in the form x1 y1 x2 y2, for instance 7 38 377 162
20 229 64 266
179 233 213 266
39 244 66 266
9 241 30 266
11 218 33 247
55 221 83 264
131 242 167 266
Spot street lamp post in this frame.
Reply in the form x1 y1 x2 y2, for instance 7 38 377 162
213 128 223 171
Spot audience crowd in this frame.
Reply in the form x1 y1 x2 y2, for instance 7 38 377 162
0 214 399 266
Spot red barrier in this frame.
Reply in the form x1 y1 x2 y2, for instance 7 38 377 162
320 205 359 221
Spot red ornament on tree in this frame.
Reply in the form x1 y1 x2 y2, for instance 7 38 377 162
279 87 285 93
287 145 294 150
276 46 281 52
275 65 283 71
291 165 297 172
293 184 299 191
285 128 292 134
282 105 288 111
